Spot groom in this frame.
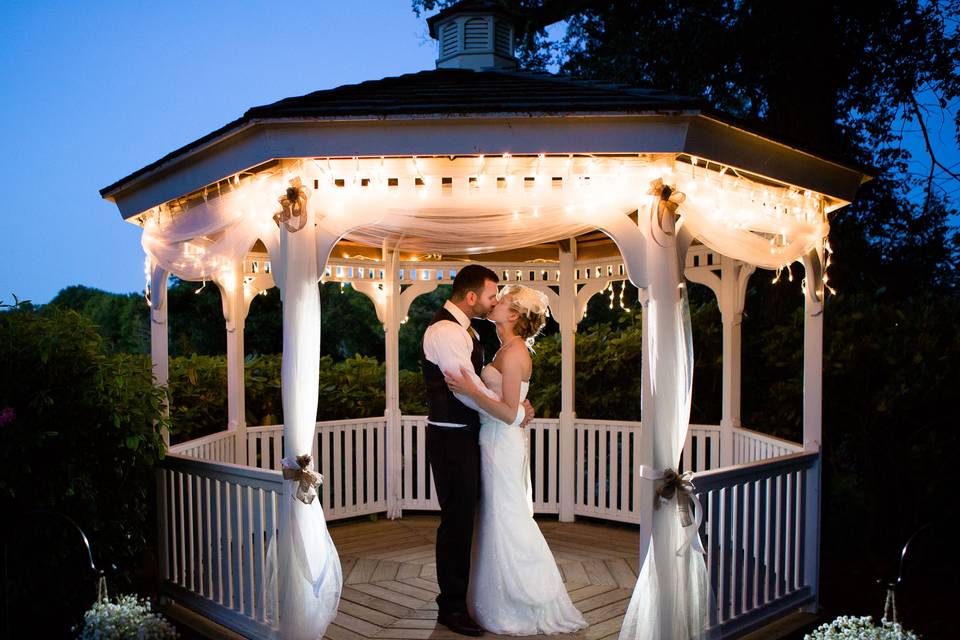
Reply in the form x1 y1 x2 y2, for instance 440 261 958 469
421 264 534 636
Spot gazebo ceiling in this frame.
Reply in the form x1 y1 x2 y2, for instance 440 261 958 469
100 68 870 220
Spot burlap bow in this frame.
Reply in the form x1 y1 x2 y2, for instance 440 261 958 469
640 465 706 556
648 178 686 237
274 177 308 233
654 468 696 527
281 454 323 505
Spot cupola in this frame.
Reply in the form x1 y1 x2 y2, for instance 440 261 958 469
426 0 526 71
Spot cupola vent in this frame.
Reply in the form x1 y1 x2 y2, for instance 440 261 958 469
427 0 525 71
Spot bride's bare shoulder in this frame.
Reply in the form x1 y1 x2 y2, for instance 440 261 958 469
498 341 531 371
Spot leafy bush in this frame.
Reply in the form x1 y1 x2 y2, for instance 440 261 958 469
164 319 654 438
0 304 168 635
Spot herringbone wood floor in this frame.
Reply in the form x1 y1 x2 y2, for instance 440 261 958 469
324 515 640 640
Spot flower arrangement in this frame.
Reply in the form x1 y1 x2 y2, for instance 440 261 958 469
804 615 919 639
77 594 178 639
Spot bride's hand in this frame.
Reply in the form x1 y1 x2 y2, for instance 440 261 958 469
444 365 481 398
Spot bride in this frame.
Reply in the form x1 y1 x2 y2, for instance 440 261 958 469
445 284 587 636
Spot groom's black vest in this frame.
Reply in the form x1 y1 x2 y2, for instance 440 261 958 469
422 307 484 429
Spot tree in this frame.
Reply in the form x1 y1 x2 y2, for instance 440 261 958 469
412 1 960 631
49 285 149 354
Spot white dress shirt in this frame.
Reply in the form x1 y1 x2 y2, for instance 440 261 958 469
422 300 498 426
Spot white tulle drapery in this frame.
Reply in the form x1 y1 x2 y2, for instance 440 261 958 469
138 156 826 287
263 193 343 639
673 165 827 271
619 196 710 640
140 177 281 283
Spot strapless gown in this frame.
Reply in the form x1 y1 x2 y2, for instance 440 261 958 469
467 365 588 635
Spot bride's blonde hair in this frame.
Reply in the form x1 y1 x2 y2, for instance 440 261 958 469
497 285 549 348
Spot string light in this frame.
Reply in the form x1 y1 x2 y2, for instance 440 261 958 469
140 154 831 305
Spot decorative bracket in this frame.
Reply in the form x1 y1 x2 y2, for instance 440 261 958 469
149 263 169 324
575 279 611 324
802 246 825 306
399 281 439 320
352 281 388 325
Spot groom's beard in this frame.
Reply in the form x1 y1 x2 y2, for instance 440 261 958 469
471 305 492 319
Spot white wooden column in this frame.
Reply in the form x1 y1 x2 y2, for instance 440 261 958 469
218 262 249 465
383 246 404 519
719 259 753 466
802 249 824 612
354 253 439 519
636 286 655 571
557 239 577 522
802 276 824 451
149 262 170 447
686 256 754 466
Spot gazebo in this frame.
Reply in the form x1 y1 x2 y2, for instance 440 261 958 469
100 3 869 639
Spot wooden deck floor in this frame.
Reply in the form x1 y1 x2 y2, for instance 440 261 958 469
325 515 640 640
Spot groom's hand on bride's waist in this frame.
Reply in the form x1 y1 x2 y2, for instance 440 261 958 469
520 400 535 428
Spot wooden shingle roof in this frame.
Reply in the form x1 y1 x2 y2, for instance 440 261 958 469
100 69 705 197
244 68 706 119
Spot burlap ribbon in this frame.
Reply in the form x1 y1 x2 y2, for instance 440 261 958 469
647 178 686 237
655 468 697 525
281 454 323 505
640 465 707 556
274 177 308 233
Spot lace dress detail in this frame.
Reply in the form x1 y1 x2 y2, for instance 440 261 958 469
468 365 588 635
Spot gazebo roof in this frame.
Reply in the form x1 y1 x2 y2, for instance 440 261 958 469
99 68 868 212
100 69 705 200
246 69 706 118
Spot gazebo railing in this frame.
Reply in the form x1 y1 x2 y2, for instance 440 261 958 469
698 451 819 638
169 429 236 463
157 454 281 639
245 418 388 521
222 417 726 523
731 426 803 464
158 418 817 639
573 419 722 523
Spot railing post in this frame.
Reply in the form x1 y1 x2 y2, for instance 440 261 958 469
804 454 822 612
149 262 170 447
558 239 577 522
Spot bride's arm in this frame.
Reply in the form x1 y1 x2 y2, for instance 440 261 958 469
445 348 526 425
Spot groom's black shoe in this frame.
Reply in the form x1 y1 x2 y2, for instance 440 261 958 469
437 611 484 636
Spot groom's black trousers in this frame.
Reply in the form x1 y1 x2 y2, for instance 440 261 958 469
426 423 481 615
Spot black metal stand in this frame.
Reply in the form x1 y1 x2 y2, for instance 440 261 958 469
1 509 104 638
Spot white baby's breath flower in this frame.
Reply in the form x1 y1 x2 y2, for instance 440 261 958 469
804 614 919 640
77 593 178 640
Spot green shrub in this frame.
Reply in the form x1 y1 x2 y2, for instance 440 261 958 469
0 304 168 635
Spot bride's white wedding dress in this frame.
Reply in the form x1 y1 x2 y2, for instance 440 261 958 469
468 364 588 636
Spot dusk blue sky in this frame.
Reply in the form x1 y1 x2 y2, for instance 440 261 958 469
1 2 956 304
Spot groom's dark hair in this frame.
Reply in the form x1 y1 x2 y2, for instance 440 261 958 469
450 264 499 301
